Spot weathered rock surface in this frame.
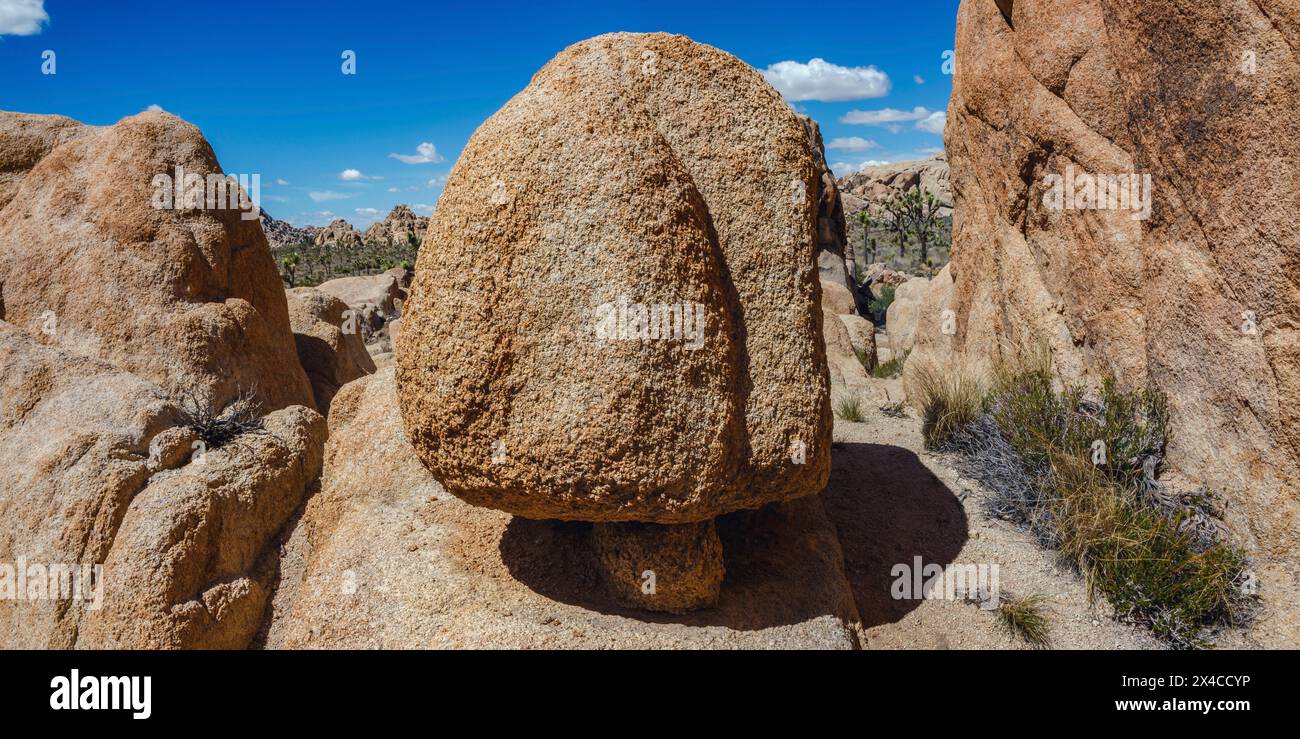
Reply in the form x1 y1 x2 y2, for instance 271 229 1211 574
0 110 325 649
838 313 877 372
823 308 872 394
286 287 376 413
591 519 725 613
0 323 325 648
263 370 862 648
908 0 1299 644
821 279 858 316
397 32 831 524
0 110 315 412
317 273 403 319
0 111 87 210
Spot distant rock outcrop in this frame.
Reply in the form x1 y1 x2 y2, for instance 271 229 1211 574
361 204 428 246
838 154 951 218
314 218 361 247
906 0 1299 645
259 210 318 247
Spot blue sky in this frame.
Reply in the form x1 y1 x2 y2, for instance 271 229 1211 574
0 0 959 227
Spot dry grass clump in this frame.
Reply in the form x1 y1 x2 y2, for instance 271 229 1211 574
937 347 1255 648
871 349 908 379
996 593 1052 649
834 394 865 423
912 362 984 449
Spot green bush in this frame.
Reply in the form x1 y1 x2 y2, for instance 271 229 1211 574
941 355 1254 648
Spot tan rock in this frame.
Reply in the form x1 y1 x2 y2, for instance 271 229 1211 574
0 110 314 412
885 276 932 355
821 279 857 316
838 313 877 372
0 111 86 210
286 287 376 413
823 308 871 394
397 32 831 525
317 273 402 318
263 370 863 648
800 115 853 289
591 520 724 613
0 323 324 648
910 0 1300 644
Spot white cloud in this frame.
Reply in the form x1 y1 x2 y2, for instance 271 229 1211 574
916 111 947 134
266 195 288 203
840 106 932 126
827 136 878 152
913 75 925 85
411 204 435 215
389 142 444 165
829 159 893 176
0 0 48 36
355 207 380 216
760 58 890 102
387 187 400 193
274 178 289 186
427 174 448 188
145 103 164 113
309 191 351 202
339 168 382 181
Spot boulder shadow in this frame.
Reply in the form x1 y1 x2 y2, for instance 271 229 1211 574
821 442 969 628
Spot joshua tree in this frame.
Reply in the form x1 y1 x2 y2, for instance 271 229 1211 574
896 187 946 266
877 194 911 258
280 252 300 287
857 210 873 267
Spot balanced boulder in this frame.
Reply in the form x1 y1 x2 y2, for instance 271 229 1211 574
397 33 832 611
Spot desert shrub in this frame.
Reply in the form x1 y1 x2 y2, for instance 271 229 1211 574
913 363 984 449
996 593 1052 649
177 386 265 449
834 394 865 423
939 354 1255 648
867 284 895 321
871 349 908 379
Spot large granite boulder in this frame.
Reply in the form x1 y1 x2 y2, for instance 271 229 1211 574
396 32 832 612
